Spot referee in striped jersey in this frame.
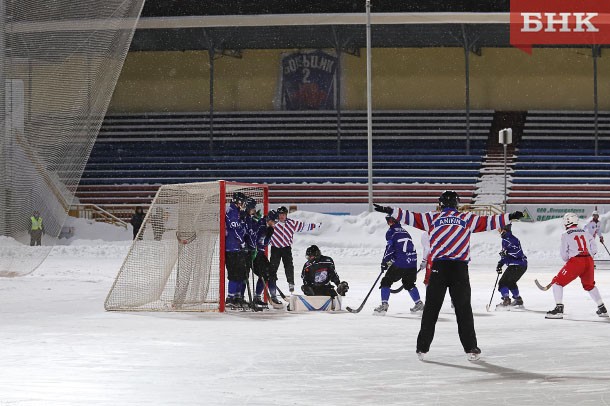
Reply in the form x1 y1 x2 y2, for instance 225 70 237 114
375 191 523 360
269 206 321 292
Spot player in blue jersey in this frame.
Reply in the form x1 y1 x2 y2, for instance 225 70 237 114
225 191 248 309
252 210 284 308
373 215 424 315
375 190 524 361
495 223 528 309
241 197 260 302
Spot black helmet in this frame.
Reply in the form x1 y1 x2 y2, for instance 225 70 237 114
277 206 288 215
500 223 512 234
385 215 398 225
232 192 247 205
245 197 257 210
266 210 278 222
439 190 460 209
305 245 322 259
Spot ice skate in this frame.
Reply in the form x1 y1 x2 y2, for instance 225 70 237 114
545 304 564 319
373 302 389 316
234 296 248 310
511 296 524 309
225 296 237 310
596 304 608 318
466 347 481 361
416 350 427 361
410 300 424 313
253 295 268 309
288 283 295 293
269 296 284 309
495 296 511 311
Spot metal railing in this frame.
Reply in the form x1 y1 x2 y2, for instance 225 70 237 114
459 204 504 216
69 204 129 229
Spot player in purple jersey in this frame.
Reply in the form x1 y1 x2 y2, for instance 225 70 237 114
373 215 424 316
252 210 284 307
225 192 248 309
495 223 528 309
241 197 260 301
375 190 524 361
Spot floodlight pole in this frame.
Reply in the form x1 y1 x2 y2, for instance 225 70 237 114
366 0 373 212
593 45 600 157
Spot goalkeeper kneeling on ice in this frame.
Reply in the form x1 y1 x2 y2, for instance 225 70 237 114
300 245 348 298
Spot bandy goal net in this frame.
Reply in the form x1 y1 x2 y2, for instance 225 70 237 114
105 181 268 312
0 0 144 276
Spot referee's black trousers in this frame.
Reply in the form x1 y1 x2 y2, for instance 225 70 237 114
270 246 295 285
416 260 477 354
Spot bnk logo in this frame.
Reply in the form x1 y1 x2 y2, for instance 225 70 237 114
510 0 610 54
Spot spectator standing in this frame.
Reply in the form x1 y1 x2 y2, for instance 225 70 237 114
29 210 44 246
130 206 145 240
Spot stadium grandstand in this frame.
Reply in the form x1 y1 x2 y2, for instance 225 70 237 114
69 0 609 220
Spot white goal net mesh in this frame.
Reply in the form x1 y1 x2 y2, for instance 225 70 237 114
105 181 267 312
0 0 144 276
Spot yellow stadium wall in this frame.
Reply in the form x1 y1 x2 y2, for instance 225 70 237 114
108 47 610 113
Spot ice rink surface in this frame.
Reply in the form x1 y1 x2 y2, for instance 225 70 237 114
1 212 609 405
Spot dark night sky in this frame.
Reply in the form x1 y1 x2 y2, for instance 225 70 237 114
142 1 510 17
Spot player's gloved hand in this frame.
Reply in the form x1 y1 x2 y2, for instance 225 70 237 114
509 211 524 220
496 263 503 274
373 203 393 215
601 236 605 244
499 249 507 258
418 259 427 272
337 281 349 296
380 262 389 273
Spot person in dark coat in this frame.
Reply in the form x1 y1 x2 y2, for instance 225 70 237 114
130 206 145 240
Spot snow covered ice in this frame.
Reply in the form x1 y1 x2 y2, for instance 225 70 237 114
1 213 609 405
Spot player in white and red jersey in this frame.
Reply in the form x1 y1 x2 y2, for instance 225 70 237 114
269 206 321 292
584 210 604 246
375 190 523 361
545 212 608 319
419 231 433 286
